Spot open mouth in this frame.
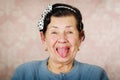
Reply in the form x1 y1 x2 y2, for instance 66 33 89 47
56 47 70 58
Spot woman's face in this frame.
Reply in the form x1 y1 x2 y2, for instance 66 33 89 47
41 15 82 63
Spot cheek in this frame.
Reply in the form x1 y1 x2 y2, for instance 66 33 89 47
46 35 58 47
68 36 80 47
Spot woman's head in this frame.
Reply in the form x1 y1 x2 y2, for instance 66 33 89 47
38 3 85 40
38 3 85 63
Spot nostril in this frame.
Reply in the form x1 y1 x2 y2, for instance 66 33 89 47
57 39 68 43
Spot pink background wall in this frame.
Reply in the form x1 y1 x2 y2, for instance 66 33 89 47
0 0 120 80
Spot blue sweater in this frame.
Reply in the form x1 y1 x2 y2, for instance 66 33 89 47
11 59 109 80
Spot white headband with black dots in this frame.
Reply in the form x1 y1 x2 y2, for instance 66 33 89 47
38 4 52 31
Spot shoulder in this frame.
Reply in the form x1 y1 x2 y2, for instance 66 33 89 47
75 60 109 80
16 60 42 71
75 60 104 72
11 60 45 80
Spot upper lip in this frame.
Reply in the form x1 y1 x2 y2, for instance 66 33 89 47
56 46 70 50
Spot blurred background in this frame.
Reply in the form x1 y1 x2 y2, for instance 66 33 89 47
0 0 120 80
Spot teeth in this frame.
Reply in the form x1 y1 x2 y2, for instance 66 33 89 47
56 47 69 58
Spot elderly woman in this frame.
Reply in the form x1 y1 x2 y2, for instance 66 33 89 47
12 3 109 80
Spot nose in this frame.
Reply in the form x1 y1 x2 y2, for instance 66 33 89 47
57 33 68 43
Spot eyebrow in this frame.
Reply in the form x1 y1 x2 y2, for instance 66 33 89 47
51 26 58 28
66 26 72 28
50 26 72 29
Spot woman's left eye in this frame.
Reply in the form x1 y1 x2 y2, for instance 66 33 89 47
67 31 73 34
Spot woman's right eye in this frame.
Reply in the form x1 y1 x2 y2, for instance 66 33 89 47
51 32 57 34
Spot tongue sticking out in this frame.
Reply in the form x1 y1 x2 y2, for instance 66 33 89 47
56 47 69 58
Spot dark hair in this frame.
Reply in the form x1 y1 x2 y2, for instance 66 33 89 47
40 3 85 40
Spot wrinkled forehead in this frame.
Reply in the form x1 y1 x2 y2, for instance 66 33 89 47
48 16 78 29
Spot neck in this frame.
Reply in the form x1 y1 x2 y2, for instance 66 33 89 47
47 58 74 74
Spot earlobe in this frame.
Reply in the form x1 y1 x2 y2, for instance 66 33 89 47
80 36 84 42
40 32 46 44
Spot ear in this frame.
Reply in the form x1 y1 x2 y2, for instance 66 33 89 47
79 30 85 42
40 32 46 44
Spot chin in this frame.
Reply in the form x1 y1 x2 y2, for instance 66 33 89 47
56 56 74 63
